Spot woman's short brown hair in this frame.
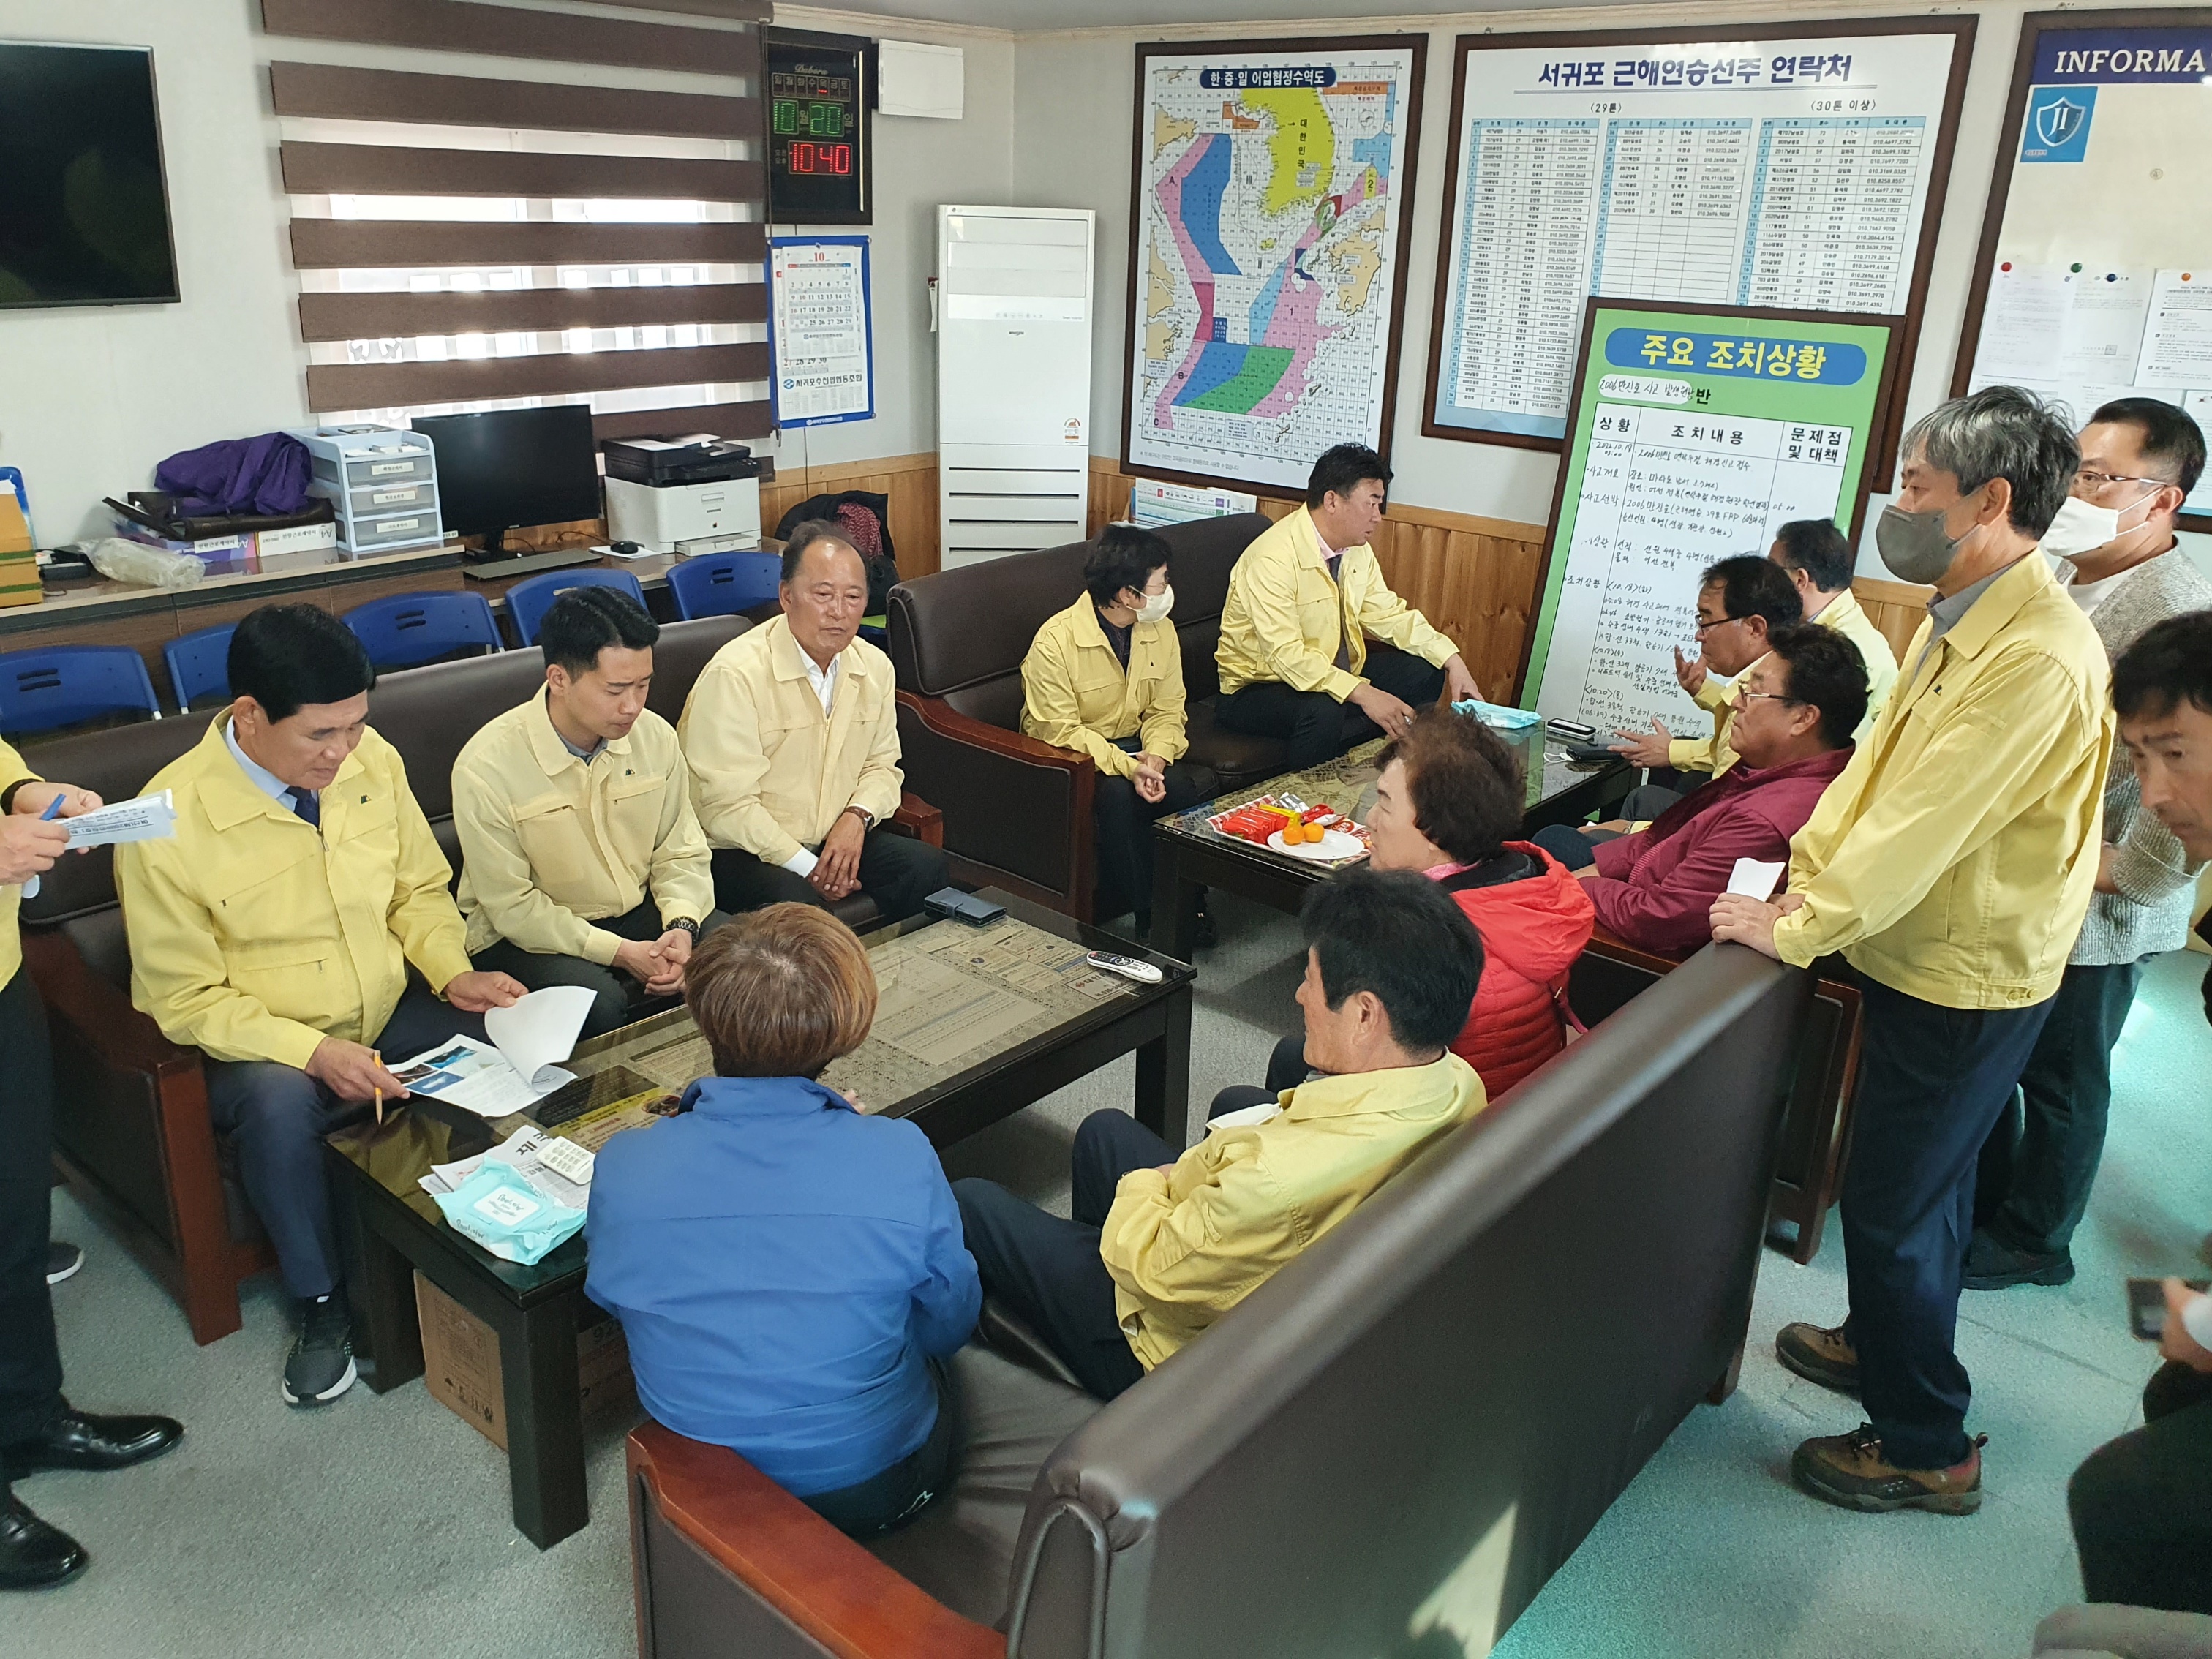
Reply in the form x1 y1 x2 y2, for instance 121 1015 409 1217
1377 707 1524 864
685 904 877 1079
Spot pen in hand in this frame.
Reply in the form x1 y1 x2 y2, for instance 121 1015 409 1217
373 1050 383 1127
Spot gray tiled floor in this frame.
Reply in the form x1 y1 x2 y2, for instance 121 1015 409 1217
12 911 2208 1659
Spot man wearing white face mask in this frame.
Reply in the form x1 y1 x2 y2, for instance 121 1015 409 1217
1967 399 2212 1290
1711 385 2110 1516
1022 525 1219 936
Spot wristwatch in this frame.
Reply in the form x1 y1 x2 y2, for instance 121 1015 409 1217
844 805 878 831
665 918 701 939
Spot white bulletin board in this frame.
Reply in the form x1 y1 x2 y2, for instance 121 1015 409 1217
1421 17 1971 482
1953 10 2212 528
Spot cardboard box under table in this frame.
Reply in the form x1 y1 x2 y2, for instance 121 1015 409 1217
414 1271 636 1452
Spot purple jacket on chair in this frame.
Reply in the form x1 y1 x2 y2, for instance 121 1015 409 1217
1585 746 1854 958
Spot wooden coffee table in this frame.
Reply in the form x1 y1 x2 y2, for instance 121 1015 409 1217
1148 734 1635 960
326 889 1194 1549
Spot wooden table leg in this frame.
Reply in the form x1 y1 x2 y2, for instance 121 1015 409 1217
488 1291 588 1549
1134 983 1194 1148
335 1164 424 1394
1149 842 1201 962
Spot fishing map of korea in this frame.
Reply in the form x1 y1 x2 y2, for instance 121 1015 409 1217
1132 53 1415 489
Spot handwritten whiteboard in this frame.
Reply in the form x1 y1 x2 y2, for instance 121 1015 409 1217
1520 299 1903 734
1422 17 1969 472
1954 12 2212 528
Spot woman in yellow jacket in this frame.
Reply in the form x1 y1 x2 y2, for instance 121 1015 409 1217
1020 526 1217 936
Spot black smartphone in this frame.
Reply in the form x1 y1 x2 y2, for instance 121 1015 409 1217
924 887 1006 925
1566 741 1621 766
2129 1277 2210 1340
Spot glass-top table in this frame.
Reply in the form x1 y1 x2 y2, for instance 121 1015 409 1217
323 887 1194 1549
1147 731 1633 959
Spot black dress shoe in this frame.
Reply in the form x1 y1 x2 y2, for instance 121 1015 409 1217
1 1492 88 1590
1 1408 183 1481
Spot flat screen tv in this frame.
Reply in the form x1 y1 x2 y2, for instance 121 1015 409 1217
0 42 179 308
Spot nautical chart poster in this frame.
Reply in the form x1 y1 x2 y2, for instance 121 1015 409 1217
1121 36 1426 494
1421 19 1969 471
1952 11 2212 531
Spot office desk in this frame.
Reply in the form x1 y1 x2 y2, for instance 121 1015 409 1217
325 889 1194 1548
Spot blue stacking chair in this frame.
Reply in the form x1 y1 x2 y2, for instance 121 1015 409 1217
164 622 237 711
343 590 502 669
503 568 647 647
0 645 161 737
664 551 782 622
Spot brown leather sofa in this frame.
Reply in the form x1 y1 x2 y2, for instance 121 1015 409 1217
887 514 1290 919
20 613 944 1344
1570 927 1865 1263
626 943 1814 1659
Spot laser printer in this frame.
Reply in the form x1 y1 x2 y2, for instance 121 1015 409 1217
603 436 764 555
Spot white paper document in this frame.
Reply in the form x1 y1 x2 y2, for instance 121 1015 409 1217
2133 270 2212 388
390 985 595 1118
418 1123 593 1212
1726 859 1786 902
1974 264 2068 380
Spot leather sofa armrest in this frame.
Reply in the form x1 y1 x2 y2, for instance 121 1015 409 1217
627 1424 1001 1659
894 692 1095 912
1586 926 1682 977
23 929 200 1079
890 792 945 848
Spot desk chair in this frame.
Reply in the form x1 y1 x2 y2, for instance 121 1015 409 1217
504 568 647 647
665 551 780 621
0 645 161 739
163 624 237 712
344 591 502 669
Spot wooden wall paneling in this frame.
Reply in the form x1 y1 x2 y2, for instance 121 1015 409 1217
759 454 941 582
268 63 756 142
260 0 759 76
1851 576 1932 662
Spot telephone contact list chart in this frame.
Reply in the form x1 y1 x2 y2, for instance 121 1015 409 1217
1424 24 1968 445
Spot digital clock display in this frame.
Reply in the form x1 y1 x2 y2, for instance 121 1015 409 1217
763 34 870 223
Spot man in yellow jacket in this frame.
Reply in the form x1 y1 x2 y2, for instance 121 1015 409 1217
1 747 181 1589
680 522 947 923
117 606 524 1410
1021 524 1218 932
454 586 721 1040
954 868 1488 1399
1215 445 1479 770
1713 387 2111 1516
1769 516 1899 740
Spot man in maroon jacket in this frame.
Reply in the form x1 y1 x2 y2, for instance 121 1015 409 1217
1532 625 1867 958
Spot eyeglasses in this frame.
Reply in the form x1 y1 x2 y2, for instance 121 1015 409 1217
1693 614 1745 635
1737 690 1800 707
2075 467 2171 493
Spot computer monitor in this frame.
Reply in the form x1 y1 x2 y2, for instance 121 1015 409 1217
413 405 603 557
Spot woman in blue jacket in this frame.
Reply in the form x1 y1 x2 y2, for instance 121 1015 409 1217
586 904 980 1535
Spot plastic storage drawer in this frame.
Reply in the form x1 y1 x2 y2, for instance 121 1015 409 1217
334 478 437 518
339 506 443 552
313 449 435 491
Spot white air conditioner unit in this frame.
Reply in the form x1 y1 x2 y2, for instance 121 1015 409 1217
936 204 1094 570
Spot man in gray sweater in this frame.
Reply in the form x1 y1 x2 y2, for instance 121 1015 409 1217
1968 397 2212 1289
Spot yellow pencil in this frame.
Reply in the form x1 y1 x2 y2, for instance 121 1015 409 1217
373 1050 384 1127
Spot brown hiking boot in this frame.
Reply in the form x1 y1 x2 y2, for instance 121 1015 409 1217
1791 1424 1986 1514
1775 1321 1859 1395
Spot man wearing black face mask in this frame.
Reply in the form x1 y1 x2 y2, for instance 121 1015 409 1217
1710 385 2111 1517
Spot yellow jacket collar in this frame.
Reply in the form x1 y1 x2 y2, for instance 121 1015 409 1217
766 613 869 685
200 714 365 832
525 688 633 778
1067 595 1167 656
1937 551 2057 665
1289 508 1334 569
1283 1052 1470 1121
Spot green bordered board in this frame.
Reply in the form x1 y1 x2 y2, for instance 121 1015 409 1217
1516 298 1905 739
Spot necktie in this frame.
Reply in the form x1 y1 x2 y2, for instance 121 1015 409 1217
286 786 320 828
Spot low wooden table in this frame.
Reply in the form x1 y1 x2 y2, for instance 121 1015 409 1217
324 889 1194 1549
1148 735 1635 960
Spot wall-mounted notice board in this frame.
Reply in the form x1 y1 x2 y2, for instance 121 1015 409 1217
1519 298 1903 738
1952 9 2212 531
1422 17 1968 484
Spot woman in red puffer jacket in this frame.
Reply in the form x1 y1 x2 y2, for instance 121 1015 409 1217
1255 709 1595 1101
